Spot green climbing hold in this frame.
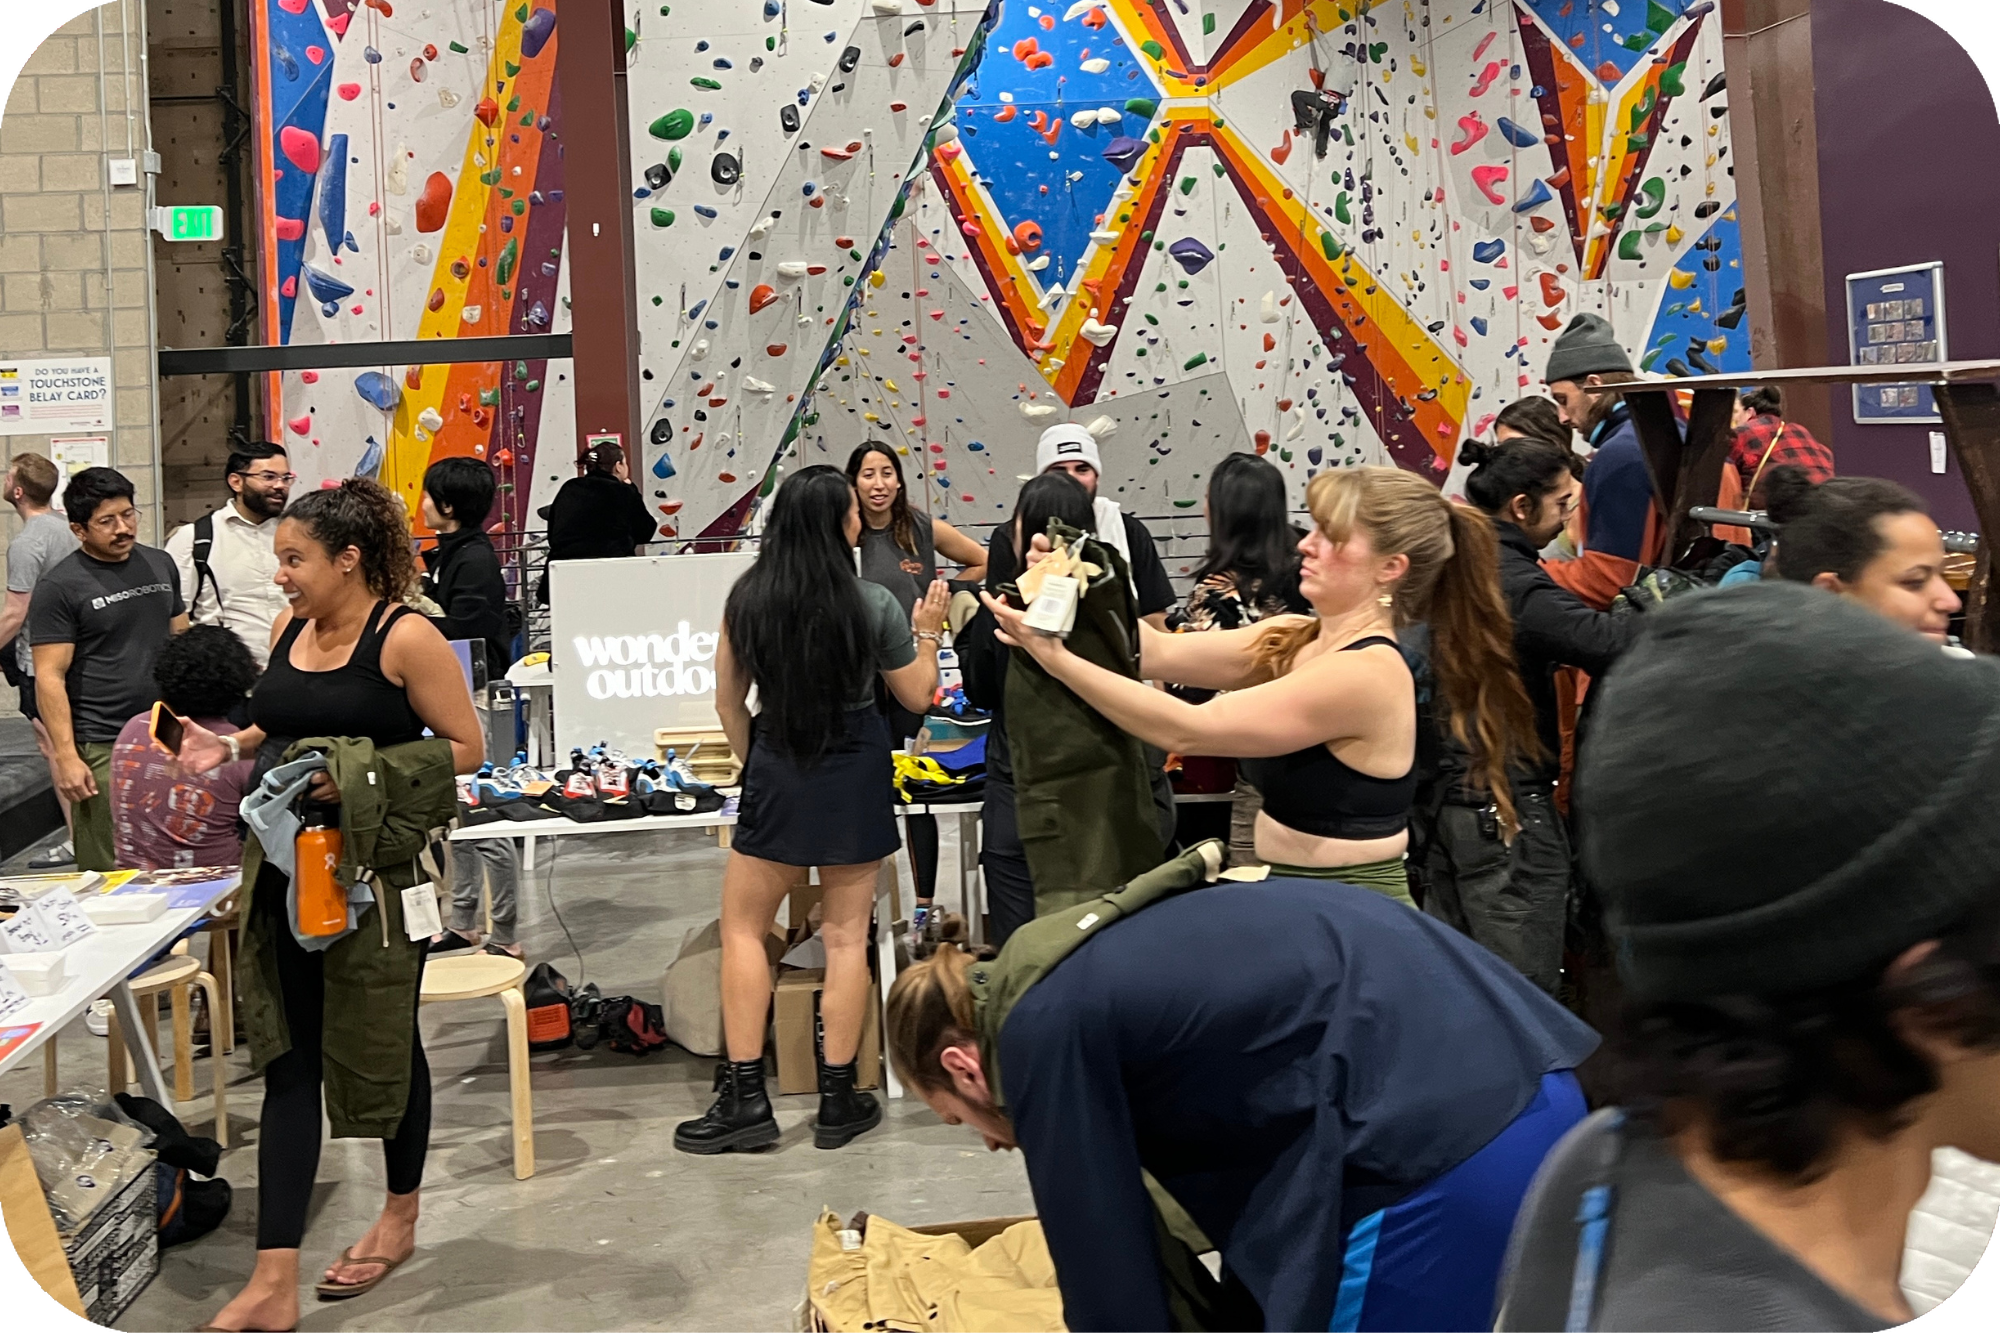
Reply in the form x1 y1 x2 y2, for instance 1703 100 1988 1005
1143 314 1159 326
1320 231 1342 261
1621 32 1651 52
628 28 639 52
505 61 521 78
1126 97 1157 119
514 4 527 20
1618 230 1645 262
496 236 518 286
1640 347 1664 371
1212 162 1226 177
652 295 664 305
1279 448 1293 463
1140 39 1165 59
507 94 521 112
1626 132 1650 151
669 147 683 172
691 77 722 90
1601 201 1626 221
479 386 499 407
1183 353 1208 371
1634 177 1666 219
1647 0 1677 34
1177 279 1189 289
890 193 907 220
1202 12 1215 34
849 250 863 262
1335 191 1352 225
1178 176 1196 196
1630 87 1656 130
1174 498 1199 508
480 169 501 186
651 109 695 140
449 40 469 54
650 207 675 227
512 199 526 215
526 380 539 392
1142 230 1154 242
1659 61 1687 98
1154 283 1167 293
1369 42 1388 63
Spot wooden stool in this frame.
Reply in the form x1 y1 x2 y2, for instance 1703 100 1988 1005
199 891 241 1055
106 949 229 1146
420 953 533 1179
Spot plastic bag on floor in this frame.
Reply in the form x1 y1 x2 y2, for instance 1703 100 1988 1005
17 1092 156 1232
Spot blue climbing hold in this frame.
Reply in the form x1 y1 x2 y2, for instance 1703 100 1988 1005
1472 238 1505 263
1511 179 1553 213
354 435 385 480
1102 136 1149 173
1168 237 1214 275
653 451 677 479
1470 316 1489 336
302 264 353 305
694 205 718 218
1497 116 1539 148
354 372 400 412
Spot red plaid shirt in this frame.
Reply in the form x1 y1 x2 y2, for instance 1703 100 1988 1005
1729 414 1835 497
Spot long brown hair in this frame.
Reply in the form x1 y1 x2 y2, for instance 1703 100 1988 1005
844 442 920 556
885 946 978 1096
1252 466 1541 834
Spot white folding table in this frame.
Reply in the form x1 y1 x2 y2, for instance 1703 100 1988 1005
0 873 243 1107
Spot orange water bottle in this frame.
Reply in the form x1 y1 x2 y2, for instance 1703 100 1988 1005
296 806 347 937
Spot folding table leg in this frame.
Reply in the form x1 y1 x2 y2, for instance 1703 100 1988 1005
107 982 171 1106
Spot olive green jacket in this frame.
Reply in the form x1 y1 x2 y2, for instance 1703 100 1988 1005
968 841 1246 1330
1001 526 1165 916
238 735 458 1138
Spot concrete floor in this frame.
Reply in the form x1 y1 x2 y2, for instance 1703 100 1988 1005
0 828 1035 1331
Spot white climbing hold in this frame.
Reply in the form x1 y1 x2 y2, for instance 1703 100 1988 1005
1259 291 1280 323
411 244 432 264
777 261 812 278
1083 415 1119 439
386 149 408 196
461 304 482 323
744 377 776 393
384 213 402 236
1079 311 1118 346
810 73 827 93
1080 57 1110 75
1062 0 1098 19
1039 281 1066 308
870 0 902 13
1069 109 1097 130
933 123 959 145
1019 402 1058 421
1095 107 1121 126
1027 255 1050 272
1285 409 1306 441
1089 228 1120 244
691 338 711 360
437 87 460 109
749 215 777 240
417 406 444 432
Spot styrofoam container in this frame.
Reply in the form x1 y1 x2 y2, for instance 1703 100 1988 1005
2 950 66 996
81 894 168 926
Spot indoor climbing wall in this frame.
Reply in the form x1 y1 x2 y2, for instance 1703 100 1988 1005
632 0 1747 542
249 0 571 531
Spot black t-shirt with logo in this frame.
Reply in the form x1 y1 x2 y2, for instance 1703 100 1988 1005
28 545 184 743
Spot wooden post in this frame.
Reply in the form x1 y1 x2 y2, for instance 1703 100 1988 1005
1622 386 1740 565
556 1 643 467
1933 383 2000 649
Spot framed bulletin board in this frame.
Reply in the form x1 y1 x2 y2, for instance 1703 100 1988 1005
1846 262 1946 424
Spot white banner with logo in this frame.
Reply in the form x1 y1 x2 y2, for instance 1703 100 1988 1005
0 357 112 436
548 553 754 760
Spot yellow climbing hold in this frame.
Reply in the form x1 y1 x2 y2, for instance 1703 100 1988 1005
1665 225 1683 244
1404 132 1419 152
1706 338 1729 355
1411 57 1427 76
869 270 887 288
1668 269 1695 290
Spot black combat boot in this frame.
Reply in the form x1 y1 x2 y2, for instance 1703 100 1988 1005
674 1059 780 1154
813 1057 883 1149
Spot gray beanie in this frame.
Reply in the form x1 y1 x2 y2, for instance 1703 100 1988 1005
1577 582 2000 1002
1544 313 1634 384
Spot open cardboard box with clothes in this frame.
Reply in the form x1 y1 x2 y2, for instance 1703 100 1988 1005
799 1210 1062 1333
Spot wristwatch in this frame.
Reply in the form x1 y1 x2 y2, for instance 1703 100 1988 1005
223 733 242 764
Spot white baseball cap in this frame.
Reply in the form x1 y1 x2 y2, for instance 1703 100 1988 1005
1036 423 1102 474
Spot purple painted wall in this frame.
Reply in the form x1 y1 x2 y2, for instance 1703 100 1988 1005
1812 0 1999 535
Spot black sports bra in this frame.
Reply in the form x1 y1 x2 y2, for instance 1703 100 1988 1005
1239 636 1416 840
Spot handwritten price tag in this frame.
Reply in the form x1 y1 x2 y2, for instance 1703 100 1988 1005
30 888 96 949
0 962 29 1022
0 911 55 954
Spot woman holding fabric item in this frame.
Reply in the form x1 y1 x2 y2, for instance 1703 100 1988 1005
1496 586 2000 1331
675 464 947 1156
179 478 483 1333
982 465 1538 906
886 843 1600 1332
958 472 1098 947
1165 452 1308 867
845 443 988 934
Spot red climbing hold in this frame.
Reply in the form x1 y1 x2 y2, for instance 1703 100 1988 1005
1253 431 1271 455
766 343 788 357
280 275 297 297
1539 272 1564 307
719 472 738 484
279 126 321 173
474 97 499 127
275 217 305 241
1263 333 1276 352
288 414 312 436
337 82 362 101
427 287 446 312
749 283 778 314
416 172 453 231
834 235 855 248
300 371 319 384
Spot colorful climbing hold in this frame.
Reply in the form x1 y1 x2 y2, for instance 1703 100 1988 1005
650 108 695 140
415 172 452 232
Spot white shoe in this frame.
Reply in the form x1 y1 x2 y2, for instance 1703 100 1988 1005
84 999 112 1037
27 839 75 870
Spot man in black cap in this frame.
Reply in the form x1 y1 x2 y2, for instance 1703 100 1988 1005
1495 583 2000 1331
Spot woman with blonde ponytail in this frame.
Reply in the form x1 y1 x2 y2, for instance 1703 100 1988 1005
981 465 1539 904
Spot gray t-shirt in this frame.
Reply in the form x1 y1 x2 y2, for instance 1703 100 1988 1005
850 579 917 709
27 545 185 744
6 511 79 676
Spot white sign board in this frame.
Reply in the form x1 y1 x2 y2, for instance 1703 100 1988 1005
0 357 112 435
49 435 109 473
549 552 755 759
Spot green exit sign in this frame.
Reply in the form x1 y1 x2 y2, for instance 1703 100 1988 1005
151 205 224 242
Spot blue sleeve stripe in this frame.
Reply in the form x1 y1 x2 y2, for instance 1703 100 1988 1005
1330 1208 1385 1332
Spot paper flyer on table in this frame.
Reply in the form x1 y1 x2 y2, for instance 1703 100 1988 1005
110 869 238 911
0 1022 41 1061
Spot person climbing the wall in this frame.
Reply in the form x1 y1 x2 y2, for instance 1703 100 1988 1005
1539 314 1750 609
885 841 1599 1332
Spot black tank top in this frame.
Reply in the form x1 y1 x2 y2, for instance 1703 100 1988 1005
252 600 426 747
1239 636 1417 840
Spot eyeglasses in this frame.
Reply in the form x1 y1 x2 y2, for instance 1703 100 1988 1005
237 470 297 484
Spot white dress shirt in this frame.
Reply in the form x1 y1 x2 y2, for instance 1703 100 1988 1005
163 501 286 668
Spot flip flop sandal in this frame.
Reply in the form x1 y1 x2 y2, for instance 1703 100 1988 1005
314 1248 410 1301
192 1325 296 1331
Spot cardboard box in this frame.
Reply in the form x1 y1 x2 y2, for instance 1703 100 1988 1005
773 968 880 1094
61 1154 156 1327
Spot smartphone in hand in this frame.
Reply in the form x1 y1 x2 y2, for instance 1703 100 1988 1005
149 700 187 756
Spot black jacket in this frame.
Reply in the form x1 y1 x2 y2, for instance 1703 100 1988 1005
422 527 512 681
1494 521 1636 781
547 473 657 561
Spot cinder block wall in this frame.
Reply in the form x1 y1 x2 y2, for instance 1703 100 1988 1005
0 3 164 556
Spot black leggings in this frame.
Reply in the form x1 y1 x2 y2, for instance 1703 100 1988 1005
257 923 432 1250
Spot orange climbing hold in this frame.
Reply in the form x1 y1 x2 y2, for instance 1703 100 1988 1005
993 105 1018 123
1253 431 1271 455
766 343 788 357
416 172 452 232
474 96 499 127
1263 333 1276 352
749 283 778 314
1012 220 1043 253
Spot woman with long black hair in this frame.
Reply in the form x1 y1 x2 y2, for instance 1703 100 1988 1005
1167 453 1309 866
957 471 1097 946
845 442 987 933
675 465 946 1155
